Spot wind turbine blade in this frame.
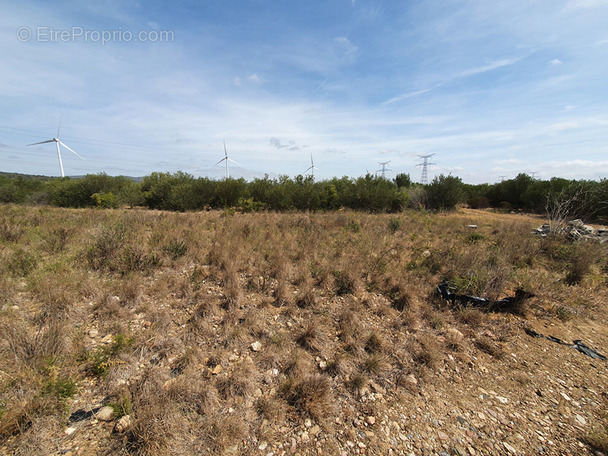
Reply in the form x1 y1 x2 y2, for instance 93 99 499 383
227 158 240 166
213 158 226 167
27 139 55 146
223 140 228 158
304 166 313 173
58 141 85 160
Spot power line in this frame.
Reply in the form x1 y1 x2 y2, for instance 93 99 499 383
416 154 435 184
376 161 391 178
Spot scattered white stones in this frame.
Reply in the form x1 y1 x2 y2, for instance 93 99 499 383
64 427 76 436
251 341 262 352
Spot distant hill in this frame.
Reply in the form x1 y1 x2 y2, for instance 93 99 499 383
0 171 144 182
0 171 55 181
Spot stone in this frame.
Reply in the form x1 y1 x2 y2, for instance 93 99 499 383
310 425 321 436
496 396 508 404
366 416 376 425
447 328 464 340
65 427 76 436
454 444 467 456
114 415 132 433
259 442 268 450
404 374 418 386
437 431 449 441
211 364 223 375
251 341 262 352
575 414 587 426
96 406 114 421
503 442 517 453
101 334 113 344
88 328 99 338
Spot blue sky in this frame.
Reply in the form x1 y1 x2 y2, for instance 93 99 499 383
1 0 607 183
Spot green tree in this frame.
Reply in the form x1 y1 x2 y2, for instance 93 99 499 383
426 174 464 210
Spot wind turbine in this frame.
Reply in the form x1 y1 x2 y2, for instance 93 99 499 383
214 140 240 178
27 117 84 177
303 153 317 179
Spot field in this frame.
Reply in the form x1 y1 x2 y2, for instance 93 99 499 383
1 204 607 455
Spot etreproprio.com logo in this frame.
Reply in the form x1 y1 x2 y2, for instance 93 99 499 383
17 26 174 45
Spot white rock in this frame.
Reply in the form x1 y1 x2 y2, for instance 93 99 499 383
88 328 99 338
114 415 132 433
64 427 76 436
251 341 262 352
503 442 517 453
96 406 114 421
404 374 418 385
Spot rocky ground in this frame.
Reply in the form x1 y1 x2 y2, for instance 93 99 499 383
1 207 607 455
8 289 606 456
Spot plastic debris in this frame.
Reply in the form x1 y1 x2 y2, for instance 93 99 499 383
525 328 606 361
437 282 533 313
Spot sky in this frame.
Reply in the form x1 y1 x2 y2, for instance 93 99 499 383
1 0 608 183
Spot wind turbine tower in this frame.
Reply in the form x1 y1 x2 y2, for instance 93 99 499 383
417 154 436 185
27 117 84 177
304 153 318 179
214 140 240 179
377 161 392 178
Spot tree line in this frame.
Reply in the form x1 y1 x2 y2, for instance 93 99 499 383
0 171 606 221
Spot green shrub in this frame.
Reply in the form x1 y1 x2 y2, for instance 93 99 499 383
43 378 78 399
8 249 38 276
426 174 464 211
163 239 188 260
388 217 401 233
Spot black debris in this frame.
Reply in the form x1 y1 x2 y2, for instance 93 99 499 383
525 328 607 361
69 406 102 423
437 282 534 313
573 340 607 361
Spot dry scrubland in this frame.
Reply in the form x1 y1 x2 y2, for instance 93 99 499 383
0 204 607 456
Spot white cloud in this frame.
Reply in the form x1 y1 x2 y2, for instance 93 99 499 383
565 0 608 10
382 87 435 105
461 57 522 77
550 58 563 65
247 73 263 84
546 121 579 132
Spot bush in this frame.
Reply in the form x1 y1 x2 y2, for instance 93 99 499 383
426 174 464 211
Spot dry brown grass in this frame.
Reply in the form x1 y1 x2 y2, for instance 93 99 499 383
1 205 605 454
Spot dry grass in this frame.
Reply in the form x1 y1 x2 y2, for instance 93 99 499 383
0 205 605 454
